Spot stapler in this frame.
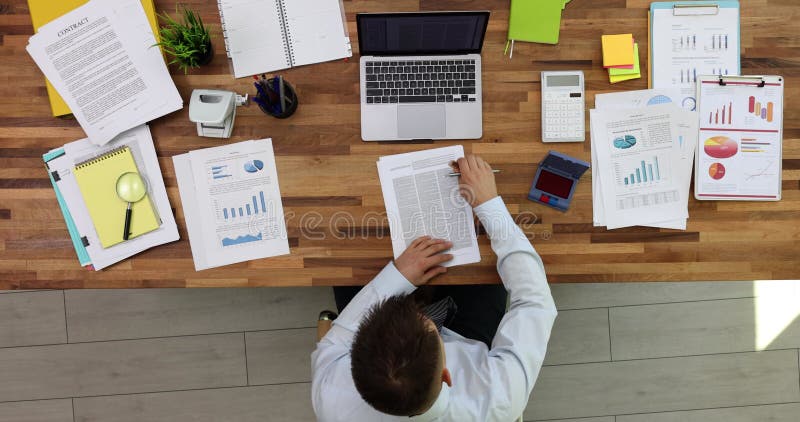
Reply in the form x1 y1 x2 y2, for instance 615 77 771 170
188 89 248 138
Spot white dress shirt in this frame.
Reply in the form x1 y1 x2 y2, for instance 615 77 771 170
311 197 557 421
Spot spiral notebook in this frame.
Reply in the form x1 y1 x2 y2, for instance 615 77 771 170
73 146 160 248
217 0 352 78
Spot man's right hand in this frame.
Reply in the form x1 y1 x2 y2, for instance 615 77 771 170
453 155 498 207
394 236 453 286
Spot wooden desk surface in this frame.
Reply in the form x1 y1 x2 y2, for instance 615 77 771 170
0 0 798 289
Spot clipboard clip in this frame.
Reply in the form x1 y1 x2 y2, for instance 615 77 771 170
718 76 766 87
673 3 719 16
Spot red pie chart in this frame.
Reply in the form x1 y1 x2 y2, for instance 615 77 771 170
708 163 726 180
704 136 738 159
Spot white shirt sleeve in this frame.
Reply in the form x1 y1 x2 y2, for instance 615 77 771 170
473 196 558 421
310 262 416 419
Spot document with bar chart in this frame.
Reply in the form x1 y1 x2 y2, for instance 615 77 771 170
591 104 693 229
173 139 289 270
695 75 784 200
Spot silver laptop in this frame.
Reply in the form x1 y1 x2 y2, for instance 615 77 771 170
357 11 490 141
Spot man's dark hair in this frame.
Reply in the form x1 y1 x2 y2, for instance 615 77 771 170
350 294 441 416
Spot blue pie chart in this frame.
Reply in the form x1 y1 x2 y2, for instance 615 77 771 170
244 159 264 173
613 135 637 149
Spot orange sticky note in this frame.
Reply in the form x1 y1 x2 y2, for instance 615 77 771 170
602 34 635 68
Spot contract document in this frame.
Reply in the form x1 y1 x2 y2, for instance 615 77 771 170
378 146 480 267
26 0 182 146
173 139 289 271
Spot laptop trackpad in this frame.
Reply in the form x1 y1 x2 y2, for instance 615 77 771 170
397 105 446 139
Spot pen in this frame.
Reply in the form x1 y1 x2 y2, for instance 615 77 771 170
448 170 501 177
278 75 286 113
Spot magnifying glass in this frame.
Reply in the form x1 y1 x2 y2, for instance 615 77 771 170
116 172 147 241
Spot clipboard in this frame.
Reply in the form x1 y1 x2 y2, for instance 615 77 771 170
649 1 741 94
694 75 784 201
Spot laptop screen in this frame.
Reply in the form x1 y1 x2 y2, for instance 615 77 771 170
357 12 490 56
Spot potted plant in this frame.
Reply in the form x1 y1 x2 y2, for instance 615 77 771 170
155 6 213 73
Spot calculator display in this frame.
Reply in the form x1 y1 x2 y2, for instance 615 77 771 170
547 75 580 87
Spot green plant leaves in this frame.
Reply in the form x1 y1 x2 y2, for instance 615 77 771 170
154 6 212 73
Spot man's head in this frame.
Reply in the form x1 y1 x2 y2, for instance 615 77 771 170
350 294 451 416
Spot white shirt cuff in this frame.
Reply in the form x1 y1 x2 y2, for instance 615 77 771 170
374 261 417 297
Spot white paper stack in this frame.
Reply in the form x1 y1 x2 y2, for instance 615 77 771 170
590 89 698 230
377 146 480 267
44 125 179 270
26 0 182 146
173 139 290 271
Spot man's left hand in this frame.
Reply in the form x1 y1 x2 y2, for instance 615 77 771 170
394 236 453 286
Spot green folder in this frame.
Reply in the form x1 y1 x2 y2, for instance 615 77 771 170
508 0 564 45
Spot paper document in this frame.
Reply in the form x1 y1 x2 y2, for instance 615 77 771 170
650 2 740 110
695 76 783 200
592 89 698 229
590 103 696 230
46 125 179 270
26 0 182 146
377 146 480 267
173 139 289 271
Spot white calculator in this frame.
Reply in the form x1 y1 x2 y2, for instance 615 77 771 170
541 71 585 143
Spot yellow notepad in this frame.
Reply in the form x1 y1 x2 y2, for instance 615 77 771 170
601 34 634 68
74 146 160 248
27 0 161 117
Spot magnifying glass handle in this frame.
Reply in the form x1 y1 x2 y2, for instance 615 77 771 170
123 202 132 241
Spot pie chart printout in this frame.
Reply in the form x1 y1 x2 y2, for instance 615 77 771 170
244 159 264 173
704 136 738 159
613 135 637 149
709 163 726 180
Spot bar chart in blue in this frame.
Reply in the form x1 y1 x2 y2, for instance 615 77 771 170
617 156 664 187
221 191 268 220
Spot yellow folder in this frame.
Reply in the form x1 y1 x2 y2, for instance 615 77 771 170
27 0 161 117
73 146 160 248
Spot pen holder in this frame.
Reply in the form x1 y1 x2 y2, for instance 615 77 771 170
253 76 298 119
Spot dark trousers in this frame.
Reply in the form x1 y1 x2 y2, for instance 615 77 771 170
333 284 508 348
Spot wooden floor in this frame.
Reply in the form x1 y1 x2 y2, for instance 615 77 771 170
0 281 798 421
0 0 798 288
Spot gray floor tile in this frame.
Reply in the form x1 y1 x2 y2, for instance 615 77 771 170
617 402 800 422
0 291 66 348
525 417 613 422
550 281 756 310
0 399 73 422
523 350 800 420
610 298 800 360
73 384 313 422
65 288 335 342
544 308 610 365
246 329 316 385
0 333 246 402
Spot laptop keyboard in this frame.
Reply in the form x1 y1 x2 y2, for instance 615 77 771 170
364 59 477 104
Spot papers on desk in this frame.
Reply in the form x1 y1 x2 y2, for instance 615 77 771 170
591 90 698 230
173 139 289 271
649 1 741 110
377 146 480 267
43 125 179 270
26 0 182 146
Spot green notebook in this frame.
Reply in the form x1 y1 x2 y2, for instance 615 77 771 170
508 0 564 45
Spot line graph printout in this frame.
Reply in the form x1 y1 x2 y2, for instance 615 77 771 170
173 139 289 271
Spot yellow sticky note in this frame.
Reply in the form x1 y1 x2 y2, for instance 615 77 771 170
609 43 641 82
602 34 634 68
